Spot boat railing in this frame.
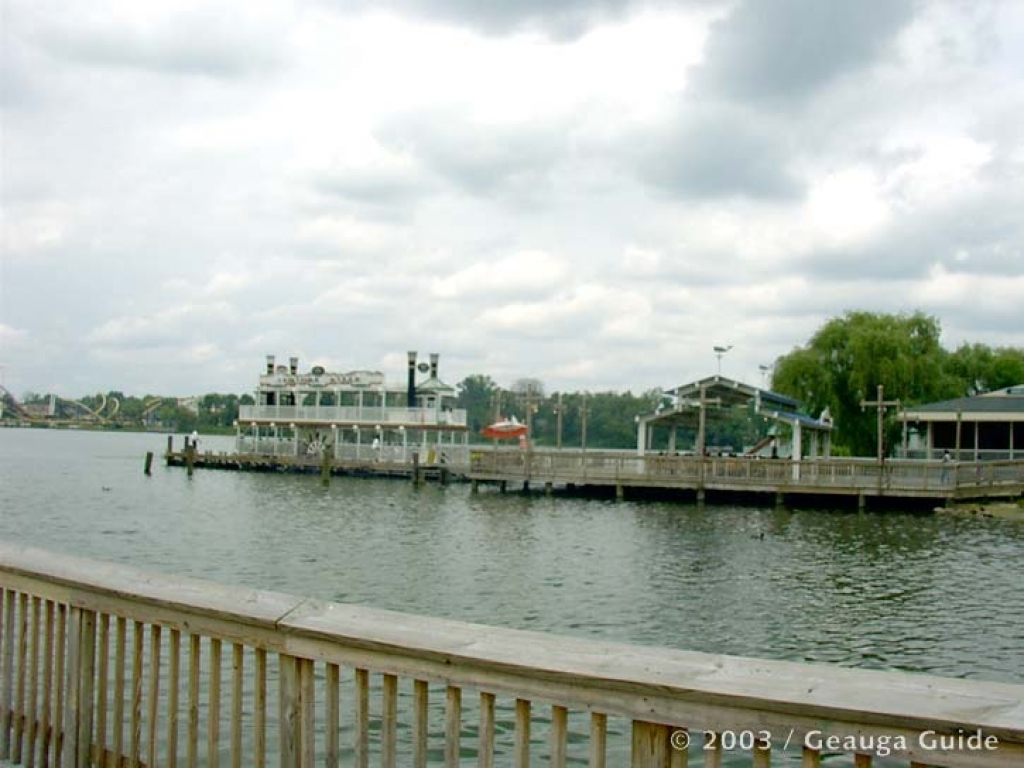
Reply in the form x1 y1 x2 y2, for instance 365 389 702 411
1 541 1021 767
238 405 468 428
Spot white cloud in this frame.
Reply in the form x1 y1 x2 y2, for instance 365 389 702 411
86 303 239 348
431 251 568 300
0 324 30 348
1 0 1022 397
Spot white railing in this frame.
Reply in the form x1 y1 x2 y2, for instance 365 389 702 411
238 406 467 427
1 542 1022 767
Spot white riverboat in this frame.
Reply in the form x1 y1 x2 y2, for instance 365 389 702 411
235 352 469 464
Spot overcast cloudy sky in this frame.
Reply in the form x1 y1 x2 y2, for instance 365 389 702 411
2 0 1022 398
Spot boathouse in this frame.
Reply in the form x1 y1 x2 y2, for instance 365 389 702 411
635 375 833 464
898 384 1024 460
235 352 468 462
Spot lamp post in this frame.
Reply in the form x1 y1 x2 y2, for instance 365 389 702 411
758 364 772 389
713 345 733 376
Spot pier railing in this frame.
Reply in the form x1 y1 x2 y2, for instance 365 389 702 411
2 542 1023 768
470 451 1024 497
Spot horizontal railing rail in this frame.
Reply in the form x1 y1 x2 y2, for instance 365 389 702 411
469 452 1024 495
1 541 1022 767
238 405 468 428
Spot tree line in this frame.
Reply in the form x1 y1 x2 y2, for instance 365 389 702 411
456 313 1023 456
11 312 1022 455
769 311 1024 456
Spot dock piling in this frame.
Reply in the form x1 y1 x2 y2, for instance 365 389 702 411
411 453 422 486
144 452 154 476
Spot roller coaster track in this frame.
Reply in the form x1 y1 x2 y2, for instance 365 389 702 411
0 384 34 420
57 396 107 423
141 398 167 418
0 386 122 423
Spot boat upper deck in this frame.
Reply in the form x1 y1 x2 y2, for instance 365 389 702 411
238 404 468 429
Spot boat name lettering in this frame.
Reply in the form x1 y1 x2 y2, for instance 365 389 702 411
264 372 385 388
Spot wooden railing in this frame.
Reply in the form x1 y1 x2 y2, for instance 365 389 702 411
469 451 1024 496
2 541 1022 767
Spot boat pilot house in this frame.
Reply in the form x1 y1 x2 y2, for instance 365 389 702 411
237 352 468 463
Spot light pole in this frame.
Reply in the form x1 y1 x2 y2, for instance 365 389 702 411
713 345 732 376
758 364 772 389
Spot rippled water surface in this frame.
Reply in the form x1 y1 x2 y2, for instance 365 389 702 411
2 428 1022 690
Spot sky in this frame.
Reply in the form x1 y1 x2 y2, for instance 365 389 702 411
2 0 1023 399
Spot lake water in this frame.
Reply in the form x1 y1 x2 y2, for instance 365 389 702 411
1 427 1022 764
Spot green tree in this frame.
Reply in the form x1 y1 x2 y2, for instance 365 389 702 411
946 344 1024 394
772 311 956 456
456 374 500 435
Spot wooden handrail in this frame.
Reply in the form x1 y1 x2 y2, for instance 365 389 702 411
1 541 1023 767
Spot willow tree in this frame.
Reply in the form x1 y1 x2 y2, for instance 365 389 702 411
945 343 1024 395
771 311 960 456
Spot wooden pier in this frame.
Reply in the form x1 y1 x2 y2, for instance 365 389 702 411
2 541 1023 768
466 450 1024 508
165 449 457 485
163 443 1024 508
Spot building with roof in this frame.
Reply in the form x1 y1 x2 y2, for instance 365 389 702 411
635 375 834 470
897 385 1024 460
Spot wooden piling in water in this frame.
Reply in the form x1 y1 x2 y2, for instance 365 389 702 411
144 452 154 476
320 450 330 487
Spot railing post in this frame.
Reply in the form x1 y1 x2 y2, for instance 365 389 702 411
1 589 14 760
76 611 96 768
631 720 683 767
278 654 299 768
61 607 81 768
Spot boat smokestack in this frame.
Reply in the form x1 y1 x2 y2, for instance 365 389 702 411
430 353 439 380
266 355 275 375
289 356 299 375
407 351 417 407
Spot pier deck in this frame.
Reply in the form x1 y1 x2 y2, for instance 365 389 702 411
165 450 457 483
469 450 1024 506
165 447 1024 507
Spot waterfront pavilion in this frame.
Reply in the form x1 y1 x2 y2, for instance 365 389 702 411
635 375 834 461
897 385 1024 460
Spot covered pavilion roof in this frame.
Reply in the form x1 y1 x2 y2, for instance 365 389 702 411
640 374 832 433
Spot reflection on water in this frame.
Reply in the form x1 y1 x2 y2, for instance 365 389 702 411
1 427 1022 685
